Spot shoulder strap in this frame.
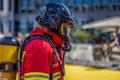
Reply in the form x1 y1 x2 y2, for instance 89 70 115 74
22 34 53 49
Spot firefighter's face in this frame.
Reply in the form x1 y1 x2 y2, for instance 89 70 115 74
59 22 75 36
56 22 75 42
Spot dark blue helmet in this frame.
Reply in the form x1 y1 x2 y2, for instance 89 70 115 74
36 2 75 29
36 2 76 51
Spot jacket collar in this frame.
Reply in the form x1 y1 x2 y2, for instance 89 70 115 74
30 27 65 46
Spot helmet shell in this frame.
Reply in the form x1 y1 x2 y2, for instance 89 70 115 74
36 2 75 29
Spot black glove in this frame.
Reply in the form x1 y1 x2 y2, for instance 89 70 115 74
62 42 72 52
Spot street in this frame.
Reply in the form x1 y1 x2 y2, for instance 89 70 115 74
65 64 120 80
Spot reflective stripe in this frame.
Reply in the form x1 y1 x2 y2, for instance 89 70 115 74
53 72 60 78
25 74 49 78
24 77 48 80
53 72 61 80
22 51 26 62
24 72 49 80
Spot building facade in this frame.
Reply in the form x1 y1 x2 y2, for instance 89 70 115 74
0 0 120 35
0 0 14 34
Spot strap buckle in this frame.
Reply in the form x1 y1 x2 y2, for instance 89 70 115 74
0 62 13 72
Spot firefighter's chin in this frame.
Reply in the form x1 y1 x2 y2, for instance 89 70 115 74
62 42 72 52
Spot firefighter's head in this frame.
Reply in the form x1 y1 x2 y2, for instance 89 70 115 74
36 2 76 43
0 36 19 46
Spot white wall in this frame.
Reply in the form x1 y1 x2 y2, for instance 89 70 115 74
66 44 94 61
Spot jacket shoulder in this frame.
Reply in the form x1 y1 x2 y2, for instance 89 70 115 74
24 39 53 54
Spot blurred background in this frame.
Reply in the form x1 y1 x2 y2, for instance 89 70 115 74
0 0 120 80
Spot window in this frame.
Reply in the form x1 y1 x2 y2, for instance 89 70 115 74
9 0 12 11
14 0 19 13
101 0 107 3
35 0 41 8
27 21 33 32
21 0 27 9
92 0 99 4
44 0 48 4
60 0 65 3
20 20 27 33
77 20 82 26
68 0 73 4
15 21 20 33
75 6 79 12
93 5 99 11
28 0 35 8
87 17 94 23
111 4 117 10
90 6 94 11
81 20 87 25
50 0 56 2
0 0 3 10
68 5 73 9
9 21 12 32
81 6 85 12
119 5 120 10
110 0 117 3
83 6 90 12
100 5 106 11
36 0 41 3
75 0 81 5
34 21 39 27
0 21 3 33
84 0 90 4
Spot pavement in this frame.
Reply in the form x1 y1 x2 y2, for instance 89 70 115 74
64 64 120 80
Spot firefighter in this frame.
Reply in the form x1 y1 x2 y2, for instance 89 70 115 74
20 2 75 80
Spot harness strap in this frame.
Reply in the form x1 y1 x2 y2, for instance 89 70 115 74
0 62 17 72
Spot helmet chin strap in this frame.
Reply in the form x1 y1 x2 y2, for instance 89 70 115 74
59 23 72 52
62 41 72 52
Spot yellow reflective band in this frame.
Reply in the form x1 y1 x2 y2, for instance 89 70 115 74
53 72 61 80
22 51 26 62
24 72 49 80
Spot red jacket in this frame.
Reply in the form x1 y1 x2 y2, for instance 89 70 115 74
20 27 65 80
